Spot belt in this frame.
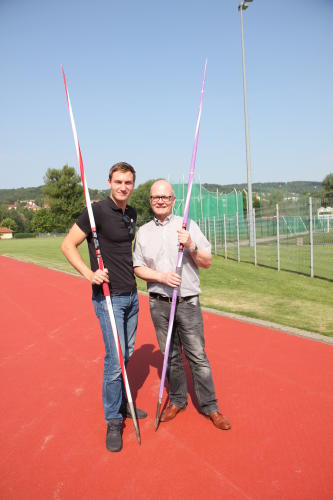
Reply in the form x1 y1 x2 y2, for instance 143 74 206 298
149 292 198 303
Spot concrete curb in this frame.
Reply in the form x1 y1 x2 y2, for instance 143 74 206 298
200 306 333 346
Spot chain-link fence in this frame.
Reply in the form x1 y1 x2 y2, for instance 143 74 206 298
197 196 333 281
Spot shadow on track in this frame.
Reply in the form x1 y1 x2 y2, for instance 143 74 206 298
126 343 201 413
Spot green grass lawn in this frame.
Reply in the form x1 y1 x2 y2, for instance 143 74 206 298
0 236 77 274
222 239 333 281
199 257 333 336
1 236 332 336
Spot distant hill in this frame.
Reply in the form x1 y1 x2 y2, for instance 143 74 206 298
0 180 323 206
0 187 44 205
203 181 322 195
0 186 109 205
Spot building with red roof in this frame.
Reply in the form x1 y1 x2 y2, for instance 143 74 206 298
0 227 14 239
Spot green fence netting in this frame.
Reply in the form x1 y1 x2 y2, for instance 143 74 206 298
193 196 332 281
172 183 244 221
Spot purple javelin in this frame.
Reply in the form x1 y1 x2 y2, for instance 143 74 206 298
155 59 208 430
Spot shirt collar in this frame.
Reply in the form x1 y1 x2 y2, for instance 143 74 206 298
154 213 174 226
107 196 127 213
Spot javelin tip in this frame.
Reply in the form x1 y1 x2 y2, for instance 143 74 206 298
203 59 208 75
155 399 162 431
61 65 66 83
127 400 141 445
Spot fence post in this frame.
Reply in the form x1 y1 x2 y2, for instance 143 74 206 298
208 217 211 245
234 190 240 262
216 188 219 217
309 197 314 278
224 214 227 259
276 203 280 271
236 212 240 263
253 208 257 266
213 216 217 255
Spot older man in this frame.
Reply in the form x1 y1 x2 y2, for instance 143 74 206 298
62 162 147 453
133 179 231 430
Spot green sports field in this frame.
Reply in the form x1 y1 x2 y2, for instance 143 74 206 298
223 238 333 280
1 236 332 336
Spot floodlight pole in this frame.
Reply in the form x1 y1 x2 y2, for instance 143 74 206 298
239 0 254 246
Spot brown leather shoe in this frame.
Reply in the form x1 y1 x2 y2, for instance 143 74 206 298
160 404 187 422
208 411 231 430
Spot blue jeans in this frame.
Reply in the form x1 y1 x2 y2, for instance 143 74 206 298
92 290 139 422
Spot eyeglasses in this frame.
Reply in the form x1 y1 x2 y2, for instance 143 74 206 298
150 195 174 203
123 214 135 238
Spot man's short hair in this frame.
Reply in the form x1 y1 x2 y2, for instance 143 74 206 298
109 162 136 183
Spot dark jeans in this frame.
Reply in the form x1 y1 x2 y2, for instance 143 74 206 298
149 295 218 414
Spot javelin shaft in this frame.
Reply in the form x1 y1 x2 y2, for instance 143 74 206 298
155 60 207 430
62 67 141 444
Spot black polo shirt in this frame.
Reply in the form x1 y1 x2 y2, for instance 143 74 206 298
76 197 137 295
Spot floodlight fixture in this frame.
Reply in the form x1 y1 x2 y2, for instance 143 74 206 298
238 0 253 11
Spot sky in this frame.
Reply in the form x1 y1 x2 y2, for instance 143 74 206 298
1 0 332 190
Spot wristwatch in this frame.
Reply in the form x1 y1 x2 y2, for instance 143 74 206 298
192 243 198 253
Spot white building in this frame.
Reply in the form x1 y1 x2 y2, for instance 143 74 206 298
0 227 13 239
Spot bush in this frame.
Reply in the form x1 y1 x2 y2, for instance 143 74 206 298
13 233 37 239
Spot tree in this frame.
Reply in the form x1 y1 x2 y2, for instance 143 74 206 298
267 190 284 208
31 209 56 233
43 165 84 231
18 207 34 233
12 207 34 232
252 196 261 210
0 206 32 232
322 173 333 193
0 217 18 231
130 179 155 224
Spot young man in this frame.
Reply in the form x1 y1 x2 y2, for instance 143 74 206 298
133 179 231 430
61 162 147 453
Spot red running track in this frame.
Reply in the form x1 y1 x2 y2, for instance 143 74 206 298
1 256 333 499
